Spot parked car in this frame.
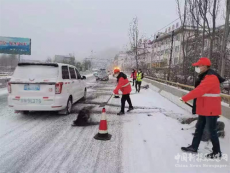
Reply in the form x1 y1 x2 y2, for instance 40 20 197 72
97 69 109 81
222 79 230 90
93 72 98 77
8 63 87 114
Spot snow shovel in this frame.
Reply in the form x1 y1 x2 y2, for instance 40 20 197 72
99 93 114 107
180 98 193 108
185 102 193 108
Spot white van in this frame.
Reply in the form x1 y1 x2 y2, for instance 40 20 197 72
8 63 87 114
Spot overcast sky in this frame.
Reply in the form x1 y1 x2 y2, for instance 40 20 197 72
0 0 179 61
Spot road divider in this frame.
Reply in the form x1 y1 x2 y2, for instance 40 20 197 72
144 77 230 120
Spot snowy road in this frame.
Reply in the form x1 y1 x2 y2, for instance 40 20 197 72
0 76 229 173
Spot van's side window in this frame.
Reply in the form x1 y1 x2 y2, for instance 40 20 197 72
75 68 81 79
69 67 77 79
62 66 70 79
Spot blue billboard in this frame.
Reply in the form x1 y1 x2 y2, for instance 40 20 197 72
0 36 31 55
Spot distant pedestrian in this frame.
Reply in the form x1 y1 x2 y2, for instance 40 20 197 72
113 68 134 115
180 57 225 159
130 69 137 86
136 69 144 93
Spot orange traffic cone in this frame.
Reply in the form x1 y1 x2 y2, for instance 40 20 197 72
94 108 112 140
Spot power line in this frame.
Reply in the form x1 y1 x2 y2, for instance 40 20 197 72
145 17 181 41
155 17 180 34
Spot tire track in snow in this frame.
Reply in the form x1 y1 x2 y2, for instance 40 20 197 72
0 114 72 173
0 77 124 173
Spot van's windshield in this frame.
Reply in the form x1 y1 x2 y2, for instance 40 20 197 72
13 65 58 79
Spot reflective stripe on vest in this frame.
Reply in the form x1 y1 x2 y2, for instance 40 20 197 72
122 82 130 88
136 73 142 81
202 94 221 97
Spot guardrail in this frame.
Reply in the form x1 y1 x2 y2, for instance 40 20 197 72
146 76 230 106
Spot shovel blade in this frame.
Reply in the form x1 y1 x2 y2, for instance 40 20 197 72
99 102 107 107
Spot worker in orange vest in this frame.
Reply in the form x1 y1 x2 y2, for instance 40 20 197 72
113 68 134 115
130 69 137 86
180 57 225 159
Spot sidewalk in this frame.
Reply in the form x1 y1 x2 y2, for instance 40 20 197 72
110 82 230 173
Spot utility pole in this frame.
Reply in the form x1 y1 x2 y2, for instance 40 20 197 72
168 30 174 81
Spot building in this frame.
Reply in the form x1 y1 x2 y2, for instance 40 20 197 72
151 24 196 69
54 55 75 63
136 39 153 69
113 52 133 71
151 23 230 70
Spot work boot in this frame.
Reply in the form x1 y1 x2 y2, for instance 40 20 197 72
206 152 222 159
181 145 197 153
117 111 125 115
127 107 134 112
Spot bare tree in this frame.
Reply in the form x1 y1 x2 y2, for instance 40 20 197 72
129 17 139 70
46 57 52 63
187 0 220 59
208 0 220 59
176 0 188 82
220 0 230 76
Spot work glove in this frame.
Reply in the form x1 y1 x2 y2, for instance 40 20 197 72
114 94 120 98
179 97 186 103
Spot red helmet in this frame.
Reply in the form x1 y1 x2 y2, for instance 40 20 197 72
114 68 120 74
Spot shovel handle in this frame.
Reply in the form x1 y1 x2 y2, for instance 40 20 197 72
185 102 193 108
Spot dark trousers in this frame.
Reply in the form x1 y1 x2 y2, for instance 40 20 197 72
136 81 142 92
121 94 133 112
192 115 221 152
133 79 136 86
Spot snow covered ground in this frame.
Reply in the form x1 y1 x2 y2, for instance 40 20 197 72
0 76 229 173
0 88 7 96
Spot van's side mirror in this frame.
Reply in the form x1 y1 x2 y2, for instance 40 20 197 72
81 76 86 80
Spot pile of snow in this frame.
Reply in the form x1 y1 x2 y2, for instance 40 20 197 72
0 88 7 96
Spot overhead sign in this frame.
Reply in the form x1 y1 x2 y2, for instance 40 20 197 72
0 36 31 55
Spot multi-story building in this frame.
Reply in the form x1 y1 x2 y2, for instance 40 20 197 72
54 55 75 64
151 23 230 70
151 24 194 68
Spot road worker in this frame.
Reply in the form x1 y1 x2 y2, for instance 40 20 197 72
136 69 144 93
180 57 225 159
113 69 134 115
130 69 137 86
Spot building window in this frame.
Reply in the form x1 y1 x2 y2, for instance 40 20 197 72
176 22 179 28
175 46 180 52
174 57 179 65
176 35 180 41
